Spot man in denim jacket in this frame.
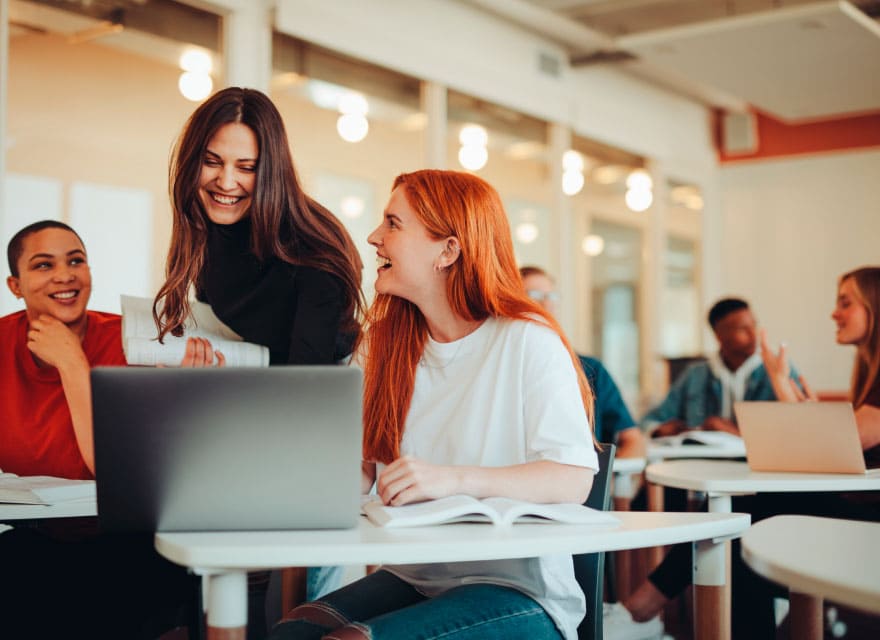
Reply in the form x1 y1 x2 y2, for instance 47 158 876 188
643 297 797 437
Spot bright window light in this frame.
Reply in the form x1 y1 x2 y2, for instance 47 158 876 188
626 169 653 191
459 124 488 147
336 113 369 143
562 150 585 172
179 49 212 74
625 188 653 212
581 234 605 257
515 222 539 244
178 71 213 102
338 92 369 116
562 170 585 196
458 144 488 171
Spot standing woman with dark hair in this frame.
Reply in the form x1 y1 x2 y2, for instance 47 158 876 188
153 87 365 624
271 170 598 640
154 86 364 366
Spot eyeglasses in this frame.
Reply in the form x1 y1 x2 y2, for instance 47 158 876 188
526 290 560 303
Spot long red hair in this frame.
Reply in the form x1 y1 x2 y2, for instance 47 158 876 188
362 170 595 463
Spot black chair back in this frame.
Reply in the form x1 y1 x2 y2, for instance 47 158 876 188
574 442 616 640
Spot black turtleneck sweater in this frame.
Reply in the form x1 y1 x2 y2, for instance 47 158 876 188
196 218 353 365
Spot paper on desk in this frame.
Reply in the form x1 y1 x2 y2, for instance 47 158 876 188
0 474 96 505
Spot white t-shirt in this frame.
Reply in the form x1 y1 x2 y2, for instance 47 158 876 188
381 317 599 640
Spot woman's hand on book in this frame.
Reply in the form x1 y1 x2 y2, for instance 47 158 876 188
179 337 226 367
376 455 461 506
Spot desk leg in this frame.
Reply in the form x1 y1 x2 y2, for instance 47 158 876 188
611 471 637 600
645 482 666 572
206 571 247 640
693 538 729 640
789 592 823 640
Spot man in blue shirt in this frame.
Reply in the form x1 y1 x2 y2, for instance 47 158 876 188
519 266 645 458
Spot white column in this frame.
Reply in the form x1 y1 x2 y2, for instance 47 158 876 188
0 0 8 231
549 123 575 338
421 81 447 169
640 160 667 404
222 1 273 92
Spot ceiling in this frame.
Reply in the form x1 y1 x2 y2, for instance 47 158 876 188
472 0 880 122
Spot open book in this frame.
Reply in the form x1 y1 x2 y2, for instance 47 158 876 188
121 295 270 367
651 430 746 453
0 471 96 506
363 495 620 528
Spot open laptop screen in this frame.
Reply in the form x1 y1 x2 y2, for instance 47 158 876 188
92 366 362 532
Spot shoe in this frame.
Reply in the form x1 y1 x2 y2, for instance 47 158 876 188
602 602 664 640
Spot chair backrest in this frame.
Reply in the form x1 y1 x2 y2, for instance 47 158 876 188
574 442 616 640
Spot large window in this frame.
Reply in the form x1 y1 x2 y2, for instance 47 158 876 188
270 35 424 299
5 0 220 313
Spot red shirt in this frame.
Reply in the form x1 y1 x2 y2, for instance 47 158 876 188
0 310 127 479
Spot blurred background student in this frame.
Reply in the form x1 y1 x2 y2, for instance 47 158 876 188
520 265 645 459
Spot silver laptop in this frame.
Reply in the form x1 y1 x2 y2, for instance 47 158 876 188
734 401 879 474
92 366 362 532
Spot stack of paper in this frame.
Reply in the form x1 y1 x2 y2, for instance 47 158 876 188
0 472 96 506
120 295 270 367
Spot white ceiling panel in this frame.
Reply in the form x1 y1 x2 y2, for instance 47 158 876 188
618 1 880 121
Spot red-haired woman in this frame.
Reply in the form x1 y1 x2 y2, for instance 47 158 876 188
271 170 599 640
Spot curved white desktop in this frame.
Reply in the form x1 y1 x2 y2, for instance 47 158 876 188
742 515 880 640
156 510 750 640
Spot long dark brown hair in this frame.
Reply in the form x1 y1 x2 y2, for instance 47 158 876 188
841 267 880 408
154 87 364 343
361 170 595 463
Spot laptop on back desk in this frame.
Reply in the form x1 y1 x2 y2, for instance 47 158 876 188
92 366 362 532
734 401 879 475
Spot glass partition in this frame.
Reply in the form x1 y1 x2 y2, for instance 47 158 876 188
588 219 643 402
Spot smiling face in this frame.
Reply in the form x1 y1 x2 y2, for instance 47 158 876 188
7 227 92 333
367 186 449 306
832 277 870 346
198 122 259 225
713 307 758 368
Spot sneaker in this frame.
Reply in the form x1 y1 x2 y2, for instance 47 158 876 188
603 602 664 640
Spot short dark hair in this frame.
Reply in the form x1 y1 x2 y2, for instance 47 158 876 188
7 220 83 277
519 265 553 281
707 297 750 329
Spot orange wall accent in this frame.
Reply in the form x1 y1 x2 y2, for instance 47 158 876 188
715 109 880 163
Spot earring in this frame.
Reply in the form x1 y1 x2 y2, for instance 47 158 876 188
433 262 443 273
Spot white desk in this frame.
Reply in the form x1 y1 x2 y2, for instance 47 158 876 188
742 515 880 640
156 510 750 640
611 456 646 501
646 460 880 638
646 460 880 513
647 442 745 462
0 498 97 522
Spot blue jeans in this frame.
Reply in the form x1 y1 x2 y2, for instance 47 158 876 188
269 569 562 640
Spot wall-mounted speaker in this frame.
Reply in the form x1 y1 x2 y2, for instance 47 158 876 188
722 111 759 155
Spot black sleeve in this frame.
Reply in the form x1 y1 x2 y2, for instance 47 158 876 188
287 267 346 365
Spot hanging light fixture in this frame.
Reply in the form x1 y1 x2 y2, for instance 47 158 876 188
458 124 488 171
336 92 369 143
625 168 653 212
177 48 213 102
561 150 586 196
